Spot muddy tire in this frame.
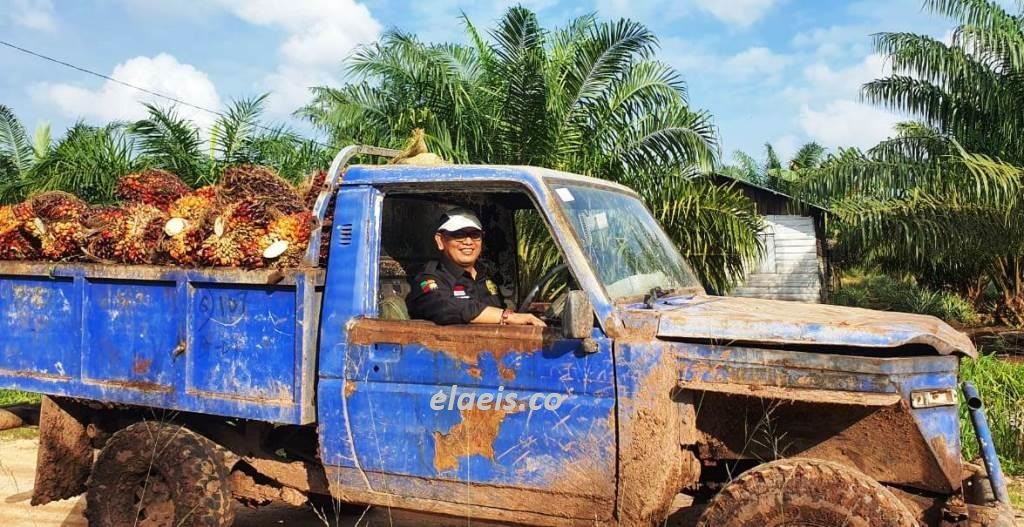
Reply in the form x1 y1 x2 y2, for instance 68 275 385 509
696 458 917 527
85 421 235 527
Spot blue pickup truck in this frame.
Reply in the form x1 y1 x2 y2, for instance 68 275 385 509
0 145 1014 527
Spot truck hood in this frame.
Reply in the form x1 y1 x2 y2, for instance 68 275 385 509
649 295 976 357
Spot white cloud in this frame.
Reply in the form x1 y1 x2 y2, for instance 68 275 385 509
799 100 899 149
724 47 790 79
692 0 779 27
776 52 900 149
9 0 56 31
783 53 890 104
597 0 777 28
660 36 717 74
210 0 382 114
792 24 872 58
771 134 800 163
33 54 222 129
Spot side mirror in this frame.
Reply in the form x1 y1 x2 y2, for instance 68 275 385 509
562 290 594 340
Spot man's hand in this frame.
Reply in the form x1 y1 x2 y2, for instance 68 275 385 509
507 312 547 327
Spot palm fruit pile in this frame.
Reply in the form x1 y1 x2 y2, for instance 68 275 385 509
162 186 218 265
299 170 331 266
115 169 191 212
84 203 167 264
0 165 319 268
24 192 88 260
0 202 37 260
195 165 311 268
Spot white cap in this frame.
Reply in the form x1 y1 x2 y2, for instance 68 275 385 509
437 208 483 232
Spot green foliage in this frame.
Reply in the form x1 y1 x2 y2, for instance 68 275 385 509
130 103 205 185
960 351 1024 475
7 122 142 204
799 0 1024 325
0 105 34 181
721 141 825 192
0 389 40 406
831 272 979 324
301 7 762 292
0 98 329 204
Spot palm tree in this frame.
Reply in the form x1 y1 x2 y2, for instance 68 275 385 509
0 97 329 204
300 7 762 292
2 104 140 204
0 105 43 189
721 142 825 191
133 95 330 186
798 0 1024 323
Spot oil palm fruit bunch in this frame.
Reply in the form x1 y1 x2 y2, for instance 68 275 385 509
84 204 167 264
198 198 273 268
299 170 327 209
24 192 89 260
116 169 191 212
218 165 304 213
297 170 332 266
0 202 38 260
162 186 219 265
259 211 315 266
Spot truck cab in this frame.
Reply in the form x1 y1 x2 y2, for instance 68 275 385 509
0 146 1014 526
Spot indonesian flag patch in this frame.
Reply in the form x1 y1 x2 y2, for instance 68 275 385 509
453 285 467 297
420 279 438 293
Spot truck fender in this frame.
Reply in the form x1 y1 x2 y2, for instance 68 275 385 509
31 396 93 505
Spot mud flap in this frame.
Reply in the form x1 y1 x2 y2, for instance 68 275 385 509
31 396 93 505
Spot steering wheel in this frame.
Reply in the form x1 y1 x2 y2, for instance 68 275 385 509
518 263 569 313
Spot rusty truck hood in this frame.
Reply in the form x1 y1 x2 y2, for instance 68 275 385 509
649 295 976 357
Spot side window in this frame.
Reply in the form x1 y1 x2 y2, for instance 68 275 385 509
374 189 568 323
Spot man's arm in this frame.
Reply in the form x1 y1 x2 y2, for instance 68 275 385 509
471 306 546 326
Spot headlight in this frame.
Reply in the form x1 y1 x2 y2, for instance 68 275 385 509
911 388 957 409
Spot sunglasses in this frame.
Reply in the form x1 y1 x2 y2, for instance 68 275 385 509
443 229 484 241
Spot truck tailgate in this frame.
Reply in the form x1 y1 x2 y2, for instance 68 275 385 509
0 261 322 424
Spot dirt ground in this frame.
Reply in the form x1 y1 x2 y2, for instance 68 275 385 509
0 438 699 527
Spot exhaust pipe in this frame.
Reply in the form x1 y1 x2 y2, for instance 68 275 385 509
962 382 1010 505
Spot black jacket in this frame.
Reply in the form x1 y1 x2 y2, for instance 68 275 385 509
406 257 503 325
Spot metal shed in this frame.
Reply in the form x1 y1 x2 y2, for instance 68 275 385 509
713 175 831 303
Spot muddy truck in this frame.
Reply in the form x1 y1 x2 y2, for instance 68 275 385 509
0 145 1015 526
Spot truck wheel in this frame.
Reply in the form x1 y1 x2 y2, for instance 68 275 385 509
696 458 917 527
85 421 236 527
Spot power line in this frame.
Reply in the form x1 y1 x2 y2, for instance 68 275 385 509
0 39 333 149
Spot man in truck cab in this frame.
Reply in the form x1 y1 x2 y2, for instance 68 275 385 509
406 208 546 327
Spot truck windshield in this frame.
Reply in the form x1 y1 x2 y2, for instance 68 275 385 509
547 182 704 301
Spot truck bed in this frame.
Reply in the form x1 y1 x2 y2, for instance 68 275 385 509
0 261 322 424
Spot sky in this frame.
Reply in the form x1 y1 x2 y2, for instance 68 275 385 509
0 0 987 165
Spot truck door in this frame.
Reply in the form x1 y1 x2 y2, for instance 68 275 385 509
339 187 617 521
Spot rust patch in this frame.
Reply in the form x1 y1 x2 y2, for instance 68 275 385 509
466 366 482 379
343 381 356 398
432 407 514 472
349 319 553 380
498 365 515 381
132 357 152 375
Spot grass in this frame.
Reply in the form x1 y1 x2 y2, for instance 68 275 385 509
0 426 38 441
960 350 1024 476
0 389 40 407
832 272 979 325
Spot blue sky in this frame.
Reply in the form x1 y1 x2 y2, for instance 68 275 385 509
0 0 975 164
